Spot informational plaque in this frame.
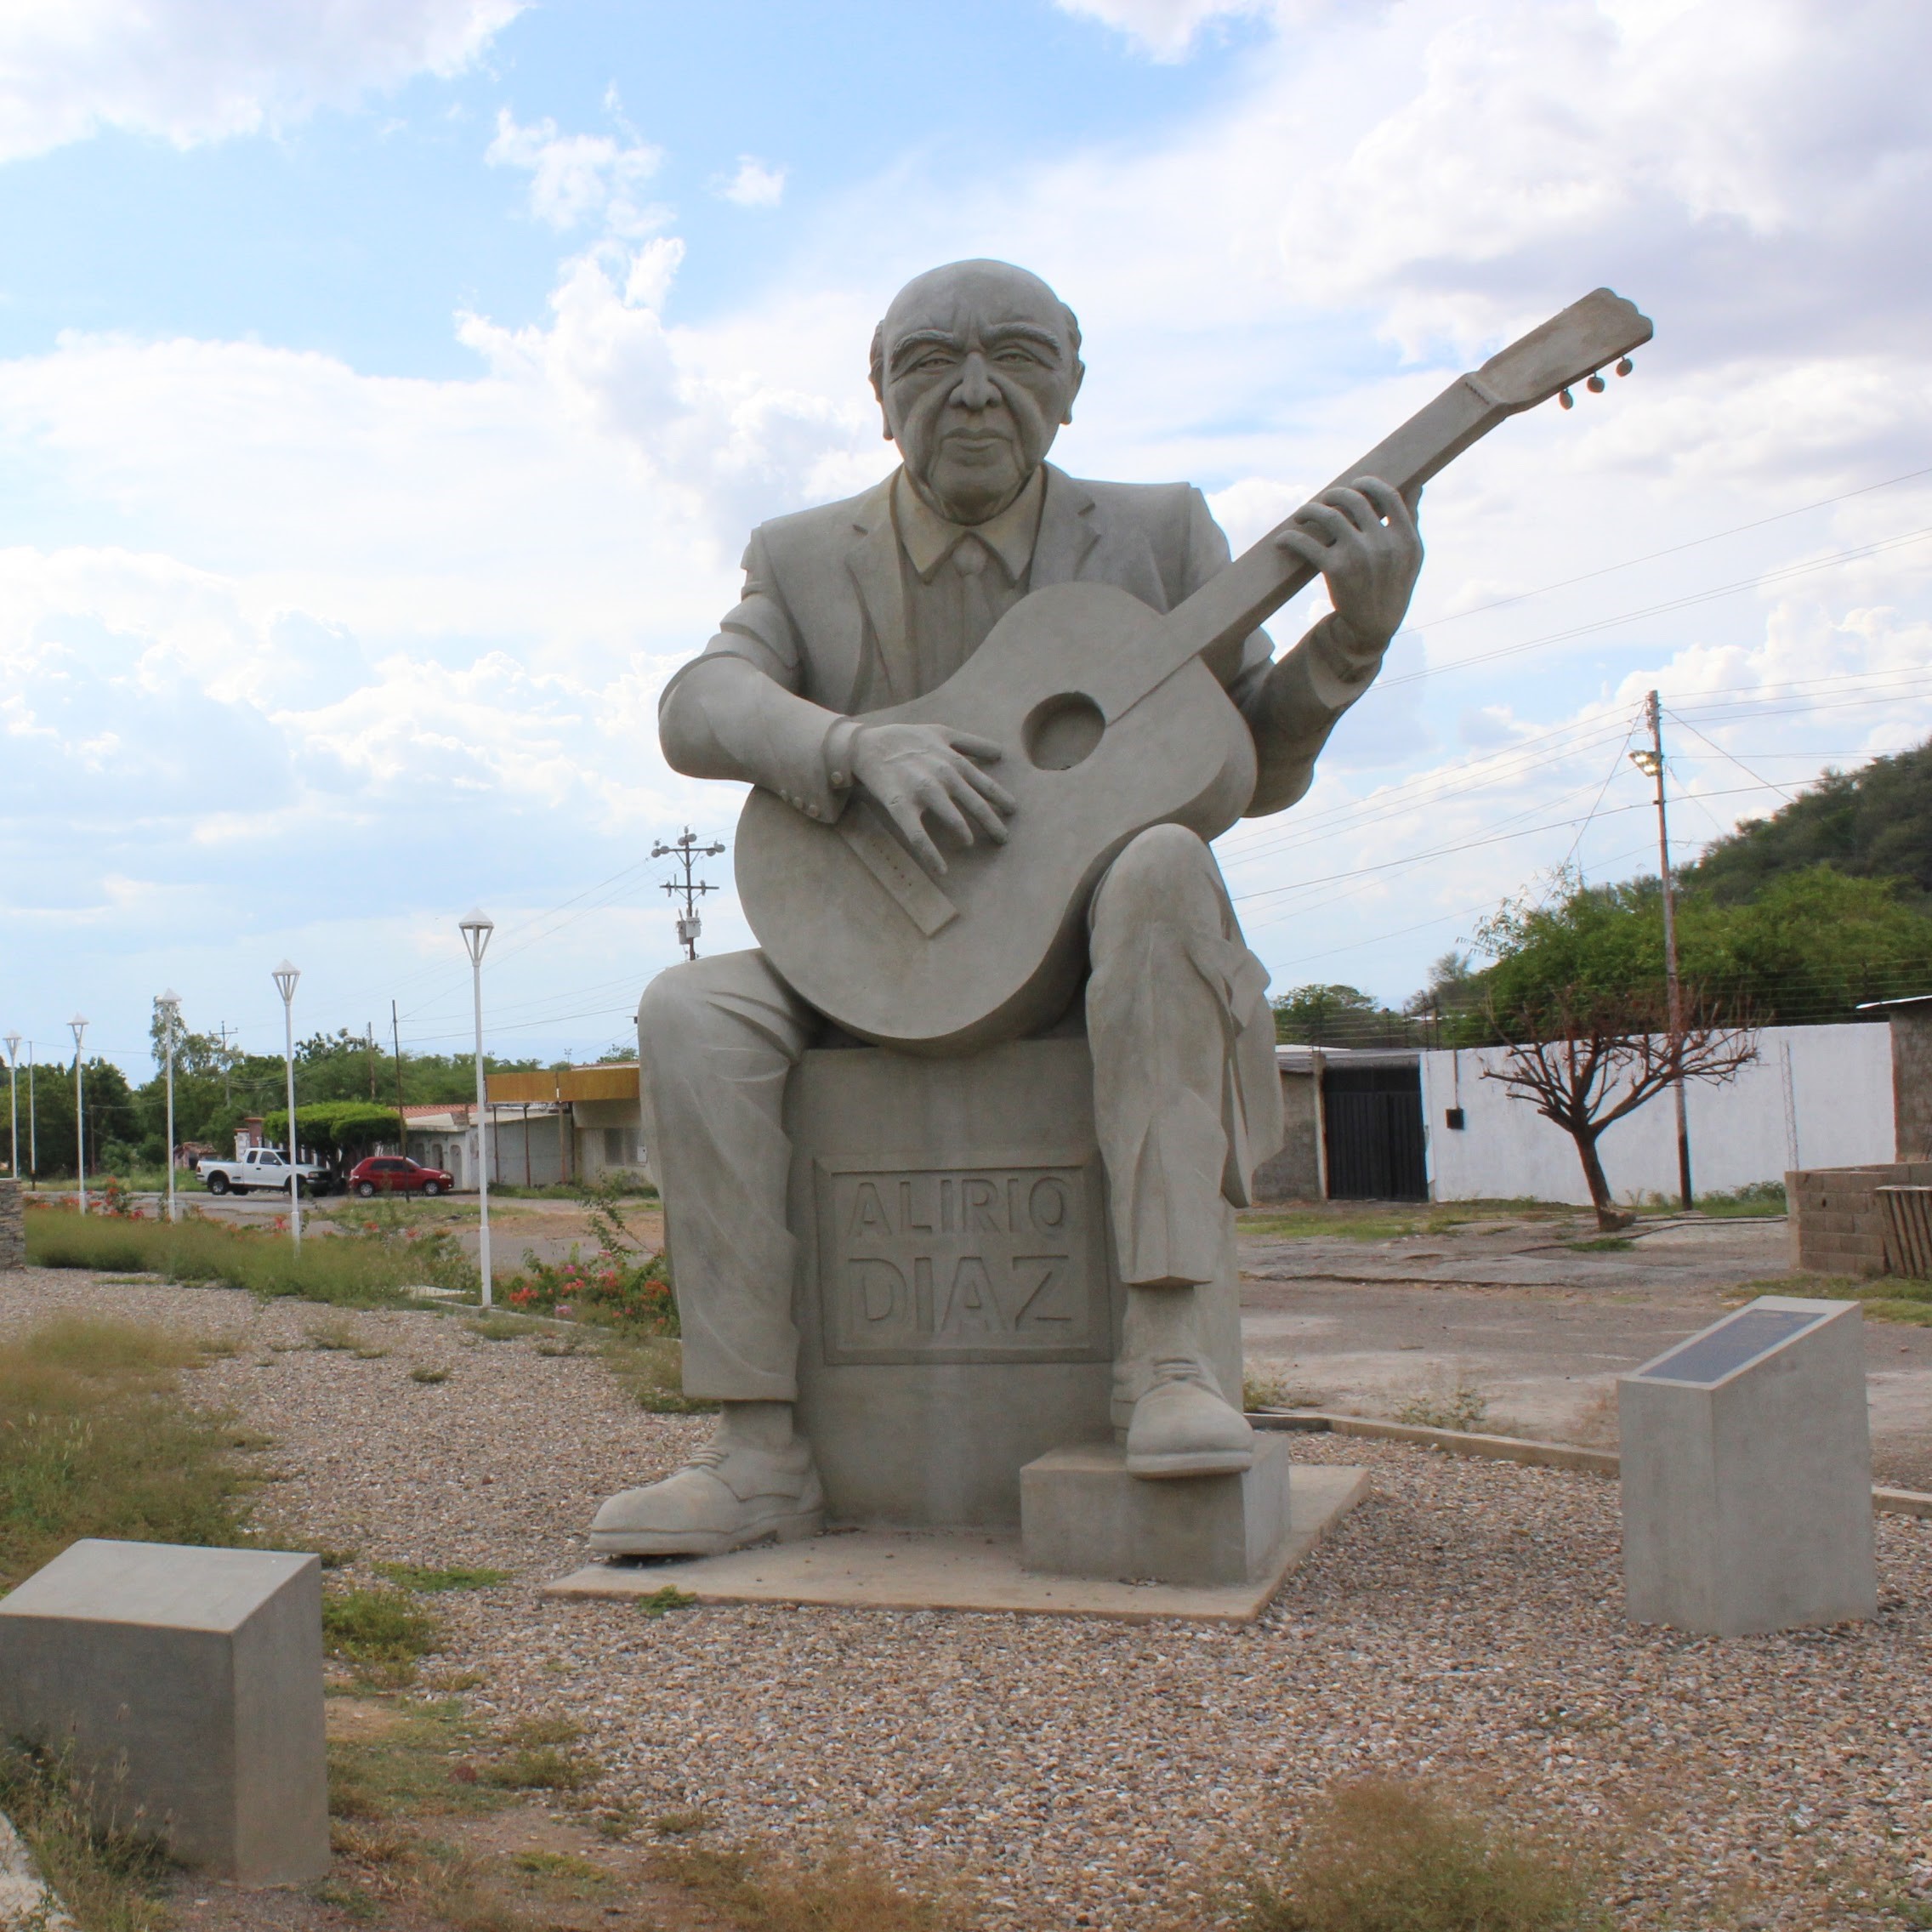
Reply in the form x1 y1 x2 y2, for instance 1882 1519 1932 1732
1633 1306 1828 1388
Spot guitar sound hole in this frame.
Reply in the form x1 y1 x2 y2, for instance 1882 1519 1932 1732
1023 691 1105 771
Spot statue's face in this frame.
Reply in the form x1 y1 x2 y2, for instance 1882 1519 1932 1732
878 261 1083 525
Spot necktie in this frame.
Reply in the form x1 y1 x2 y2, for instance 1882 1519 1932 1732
952 533 997 664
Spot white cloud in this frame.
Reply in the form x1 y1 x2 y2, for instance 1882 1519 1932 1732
486 109 666 235
1053 0 1274 60
715 155 786 208
0 0 523 162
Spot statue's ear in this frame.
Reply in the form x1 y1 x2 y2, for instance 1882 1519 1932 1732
868 321 895 440
1062 355 1086 426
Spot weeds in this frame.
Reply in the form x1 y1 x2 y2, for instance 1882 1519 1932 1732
323 1588 441 1684
0 1316 262 1588
26 1204 475 1308
410 1365 452 1384
601 1333 715 1413
635 1583 698 1617
1396 1386 1492 1433
307 1315 390 1356
0 1739 172 1931
327 1697 503 1822
1741 1271 1932 1327
465 1313 537 1342
1564 1236 1635 1253
1696 1180 1788 1218
653 1842 966 1931
375 1561 511 1592
502 1181 679 1333
1236 1777 1611 1932
485 1718 600 1792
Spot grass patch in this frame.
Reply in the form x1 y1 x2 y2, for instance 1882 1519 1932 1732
306 1315 390 1357
601 1333 716 1413
324 1588 441 1684
0 1315 263 1589
1395 1386 1491 1433
26 1204 474 1309
409 1364 451 1384
1696 1180 1787 1218
635 1583 698 1617
327 1696 505 1822
0 1739 172 1931
483 1719 601 1793
1236 1777 1611 1931
654 1843 965 1931
1237 1197 1580 1242
464 1313 537 1342
1564 1236 1635 1253
375 1561 512 1593
1740 1271 1932 1326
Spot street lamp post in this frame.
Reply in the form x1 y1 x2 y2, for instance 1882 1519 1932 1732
69 1016 88 1213
458 910 496 1308
3 1033 18 1180
157 992 181 1225
272 963 302 1251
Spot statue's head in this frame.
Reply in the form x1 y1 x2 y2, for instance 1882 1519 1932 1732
869 259 1085 526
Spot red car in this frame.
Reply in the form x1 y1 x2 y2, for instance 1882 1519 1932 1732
347 1156 453 1199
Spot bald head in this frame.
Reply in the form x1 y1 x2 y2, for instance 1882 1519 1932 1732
870 259 1086 526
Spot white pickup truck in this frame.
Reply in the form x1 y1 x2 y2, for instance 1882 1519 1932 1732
196 1147 333 1197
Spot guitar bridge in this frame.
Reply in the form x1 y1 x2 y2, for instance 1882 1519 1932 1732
838 801 961 938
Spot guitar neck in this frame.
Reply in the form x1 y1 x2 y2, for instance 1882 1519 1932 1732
1096 372 1513 714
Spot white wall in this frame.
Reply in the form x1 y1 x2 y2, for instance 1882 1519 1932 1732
1422 1022 1895 1206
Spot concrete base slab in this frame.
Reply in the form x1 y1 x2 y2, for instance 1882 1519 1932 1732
543 1465 1367 1623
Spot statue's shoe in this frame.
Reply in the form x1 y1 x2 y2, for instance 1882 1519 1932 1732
588 1441 824 1556
1124 1369 1256 1478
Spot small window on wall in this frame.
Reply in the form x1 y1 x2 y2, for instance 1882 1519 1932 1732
604 1127 624 1165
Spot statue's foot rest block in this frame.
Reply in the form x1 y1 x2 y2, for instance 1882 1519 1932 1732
1021 1436 1293 1586
0 1540 328 1884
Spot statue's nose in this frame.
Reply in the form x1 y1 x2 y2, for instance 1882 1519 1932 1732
951 352 996 410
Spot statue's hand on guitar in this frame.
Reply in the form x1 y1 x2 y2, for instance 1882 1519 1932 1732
1276 475 1423 661
847 720 1016 876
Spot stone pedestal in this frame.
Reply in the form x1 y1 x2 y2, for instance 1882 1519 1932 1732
0 1540 328 1884
787 1036 1242 1528
1619 1296 1876 1637
1021 1436 1293 1585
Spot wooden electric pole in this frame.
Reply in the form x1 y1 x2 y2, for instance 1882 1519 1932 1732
1632 690 1692 1210
653 827 726 962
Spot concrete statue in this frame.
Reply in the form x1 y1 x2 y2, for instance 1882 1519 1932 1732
592 262 1652 1560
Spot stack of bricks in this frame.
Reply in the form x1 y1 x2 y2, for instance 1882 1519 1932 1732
0 1178 21 1271
1788 1162 1932 1277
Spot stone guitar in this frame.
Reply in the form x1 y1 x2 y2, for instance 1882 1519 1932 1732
735 287 1654 1054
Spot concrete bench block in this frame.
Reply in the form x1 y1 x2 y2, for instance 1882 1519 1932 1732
1619 1298 1876 1637
0 1179 20 1271
0 1540 327 1883
1020 1436 1293 1586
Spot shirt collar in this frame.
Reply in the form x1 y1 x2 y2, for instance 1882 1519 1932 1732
892 464 1046 584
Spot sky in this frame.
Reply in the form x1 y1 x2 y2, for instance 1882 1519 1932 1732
3 0 1930 1081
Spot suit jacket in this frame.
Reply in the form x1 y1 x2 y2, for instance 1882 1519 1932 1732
658 462 1378 822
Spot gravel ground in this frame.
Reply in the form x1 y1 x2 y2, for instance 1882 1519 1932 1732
5 1267 1930 1932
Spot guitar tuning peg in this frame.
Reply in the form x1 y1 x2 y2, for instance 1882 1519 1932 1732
1586 371 1606 394
1616 356 1634 378
1559 388 1575 410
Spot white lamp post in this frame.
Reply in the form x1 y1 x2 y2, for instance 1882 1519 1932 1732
458 909 496 1308
272 963 302 1251
3 1033 18 1180
26 1043 36 1187
69 1015 88 1213
157 992 181 1224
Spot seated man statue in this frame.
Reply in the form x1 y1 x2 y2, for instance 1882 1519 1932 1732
593 258 1421 1555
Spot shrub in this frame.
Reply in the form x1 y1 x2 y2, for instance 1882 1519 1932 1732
26 1206 474 1308
1239 1778 1611 1932
323 1588 440 1679
0 1317 261 1589
502 1187 678 1334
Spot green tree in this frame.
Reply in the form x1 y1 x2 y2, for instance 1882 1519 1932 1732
1273 984 1416 1048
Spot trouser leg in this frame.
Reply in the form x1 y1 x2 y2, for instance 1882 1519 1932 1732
636 948 818 1401
1087 822 1282 1288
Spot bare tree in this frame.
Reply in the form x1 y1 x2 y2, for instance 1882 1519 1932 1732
1481 991 1759 1230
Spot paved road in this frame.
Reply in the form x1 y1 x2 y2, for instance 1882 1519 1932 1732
1237 1212 1932 1487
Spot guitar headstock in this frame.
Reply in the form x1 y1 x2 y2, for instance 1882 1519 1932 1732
1476 288 1654 414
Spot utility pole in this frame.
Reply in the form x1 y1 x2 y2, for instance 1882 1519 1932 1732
391 1001 406 1153
1631 690 1692 1211
216 1021 234 1107
652 827 726 962
365 1022 377 1100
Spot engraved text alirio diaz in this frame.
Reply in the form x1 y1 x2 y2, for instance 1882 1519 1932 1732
813 1156 1115 1367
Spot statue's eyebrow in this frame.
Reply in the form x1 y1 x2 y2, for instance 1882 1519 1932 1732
888 321 1064 372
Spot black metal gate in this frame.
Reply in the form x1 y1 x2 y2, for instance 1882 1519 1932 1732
1322 1065 1428 1201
